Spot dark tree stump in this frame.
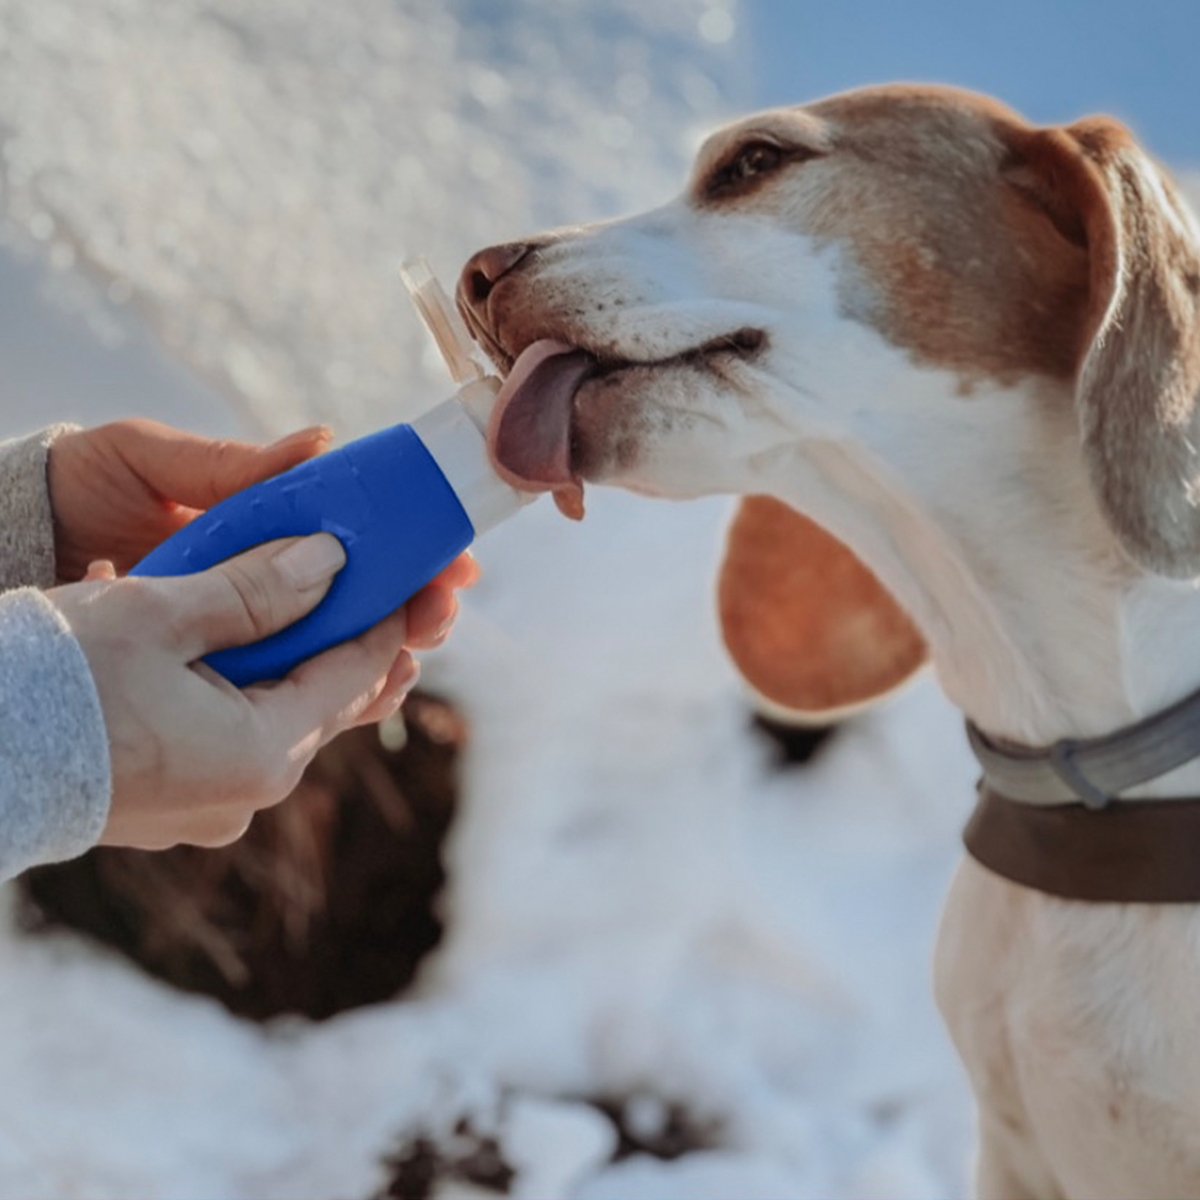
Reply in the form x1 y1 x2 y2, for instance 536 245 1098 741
18 691 465 1022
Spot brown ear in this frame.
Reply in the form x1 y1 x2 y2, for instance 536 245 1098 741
1015 118 1200 577
717 496 927 723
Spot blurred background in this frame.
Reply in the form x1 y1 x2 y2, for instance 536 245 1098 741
0 2 1193 1198
752 0 1199 163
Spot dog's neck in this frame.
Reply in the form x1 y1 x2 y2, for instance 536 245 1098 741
762 374 1200 793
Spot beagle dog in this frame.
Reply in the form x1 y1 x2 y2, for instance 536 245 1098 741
457 84 1200 1199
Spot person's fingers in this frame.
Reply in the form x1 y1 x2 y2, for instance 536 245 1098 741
165 533 346 659
248 606 410 754
404 585 459 649
115 420 333 511
401 552 478 648
352 650 420 726
83 559 118 581
190 813 255 849
119 810 255 852
426 551 480 592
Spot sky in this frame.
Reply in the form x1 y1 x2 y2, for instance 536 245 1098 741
745 0 1199 167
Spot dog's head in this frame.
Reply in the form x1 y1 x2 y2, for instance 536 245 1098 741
457 84 1200 720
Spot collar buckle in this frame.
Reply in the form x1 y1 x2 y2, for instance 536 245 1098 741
1048 739 1112 810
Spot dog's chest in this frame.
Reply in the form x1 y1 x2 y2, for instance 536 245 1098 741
936 857 1200 1195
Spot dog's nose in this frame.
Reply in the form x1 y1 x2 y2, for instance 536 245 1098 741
460 241 534 307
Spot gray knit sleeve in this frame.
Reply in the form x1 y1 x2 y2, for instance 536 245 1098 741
0 424 77 590
0 588 112 879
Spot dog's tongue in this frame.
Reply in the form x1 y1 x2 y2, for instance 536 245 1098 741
487 339 596 520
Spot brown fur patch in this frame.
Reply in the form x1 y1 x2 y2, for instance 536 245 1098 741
680 86 1101 386
805 89 1094 384
718 496 927 716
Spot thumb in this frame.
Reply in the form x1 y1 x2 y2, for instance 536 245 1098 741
167 533 346 660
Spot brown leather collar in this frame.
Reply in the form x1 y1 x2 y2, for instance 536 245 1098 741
964 784 1200 902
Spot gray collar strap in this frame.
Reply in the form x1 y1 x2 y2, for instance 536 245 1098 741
966 684 1200 810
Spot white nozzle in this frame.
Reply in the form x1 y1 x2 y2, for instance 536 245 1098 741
411 384 532 535
403 258 534 533
401 256 485 385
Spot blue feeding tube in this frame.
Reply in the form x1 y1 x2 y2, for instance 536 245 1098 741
130 260 529 687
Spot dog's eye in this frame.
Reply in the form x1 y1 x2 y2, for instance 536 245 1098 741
706 140 809 198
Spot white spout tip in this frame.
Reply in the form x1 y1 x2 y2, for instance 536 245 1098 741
401 256 485 385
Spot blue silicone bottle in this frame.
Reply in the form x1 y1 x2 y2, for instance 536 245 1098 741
129 261 528 688
130 378 524 687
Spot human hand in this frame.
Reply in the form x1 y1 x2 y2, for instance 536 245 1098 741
50 533 478 850
51 415 477 650
47 419 335 583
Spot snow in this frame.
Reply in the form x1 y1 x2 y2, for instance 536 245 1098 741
0 0 745 438
502 1097 617 1198
0 1 982 1196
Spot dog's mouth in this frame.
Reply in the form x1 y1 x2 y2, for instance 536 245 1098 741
486 330 765 520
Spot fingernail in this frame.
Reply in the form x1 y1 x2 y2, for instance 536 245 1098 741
384 658 420 707
399 657 421 690
84 559 117 581
275 533 346 590
432 598 459 642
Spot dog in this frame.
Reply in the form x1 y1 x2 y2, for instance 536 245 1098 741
456 84 1200 1199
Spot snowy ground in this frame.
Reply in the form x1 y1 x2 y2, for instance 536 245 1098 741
0 2 984 1196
